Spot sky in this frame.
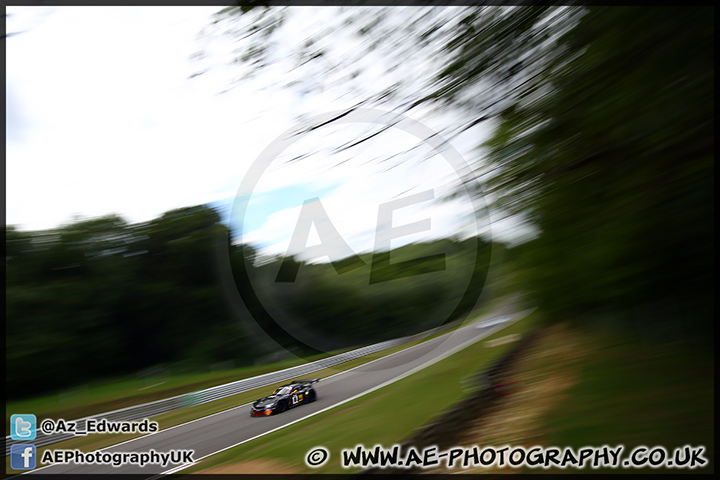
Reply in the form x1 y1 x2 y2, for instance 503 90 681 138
6 6 534 262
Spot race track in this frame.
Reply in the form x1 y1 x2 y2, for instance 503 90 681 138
26 306 531 476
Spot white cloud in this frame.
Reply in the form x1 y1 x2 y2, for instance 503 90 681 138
5 6 291 230
5 6 528 247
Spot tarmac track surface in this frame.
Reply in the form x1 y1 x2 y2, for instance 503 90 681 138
27 307 530 475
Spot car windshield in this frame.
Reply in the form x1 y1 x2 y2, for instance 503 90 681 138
273 386 292 395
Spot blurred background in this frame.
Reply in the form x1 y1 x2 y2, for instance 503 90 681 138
6 5 713 464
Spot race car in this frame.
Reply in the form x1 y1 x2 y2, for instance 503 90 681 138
250 379 320 417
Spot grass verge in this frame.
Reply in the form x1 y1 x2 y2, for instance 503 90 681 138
424 320 713 474
538 324 714 473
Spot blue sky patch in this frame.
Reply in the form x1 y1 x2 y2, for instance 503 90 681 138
209 183 339 246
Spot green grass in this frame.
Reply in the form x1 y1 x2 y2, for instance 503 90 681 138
537 327 714 474
183 311 538 474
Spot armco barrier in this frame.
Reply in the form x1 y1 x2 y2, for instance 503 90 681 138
5 336 409 455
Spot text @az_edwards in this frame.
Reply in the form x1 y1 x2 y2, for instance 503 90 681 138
39 418 158 436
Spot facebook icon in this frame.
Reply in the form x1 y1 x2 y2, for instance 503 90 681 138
11 444 37 470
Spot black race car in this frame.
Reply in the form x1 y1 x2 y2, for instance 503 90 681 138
250 379 320 417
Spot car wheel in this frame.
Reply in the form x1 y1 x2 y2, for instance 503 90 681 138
275 401 287 413
307 389 317 403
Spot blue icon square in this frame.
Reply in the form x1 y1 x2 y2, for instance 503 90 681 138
10 414 36 440
11 444 37 470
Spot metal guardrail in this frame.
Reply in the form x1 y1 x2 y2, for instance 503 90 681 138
5 337 407 455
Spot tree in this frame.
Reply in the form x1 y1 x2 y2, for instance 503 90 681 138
5 206 264 398
474 7 714 331
200 6 713 336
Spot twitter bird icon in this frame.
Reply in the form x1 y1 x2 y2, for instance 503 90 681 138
11 414 36 441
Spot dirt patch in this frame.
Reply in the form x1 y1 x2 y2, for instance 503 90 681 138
421 323 593 474
195 458 301 474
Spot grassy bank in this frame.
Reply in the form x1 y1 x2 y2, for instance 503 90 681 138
539 324 714 473
424 320 714 474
